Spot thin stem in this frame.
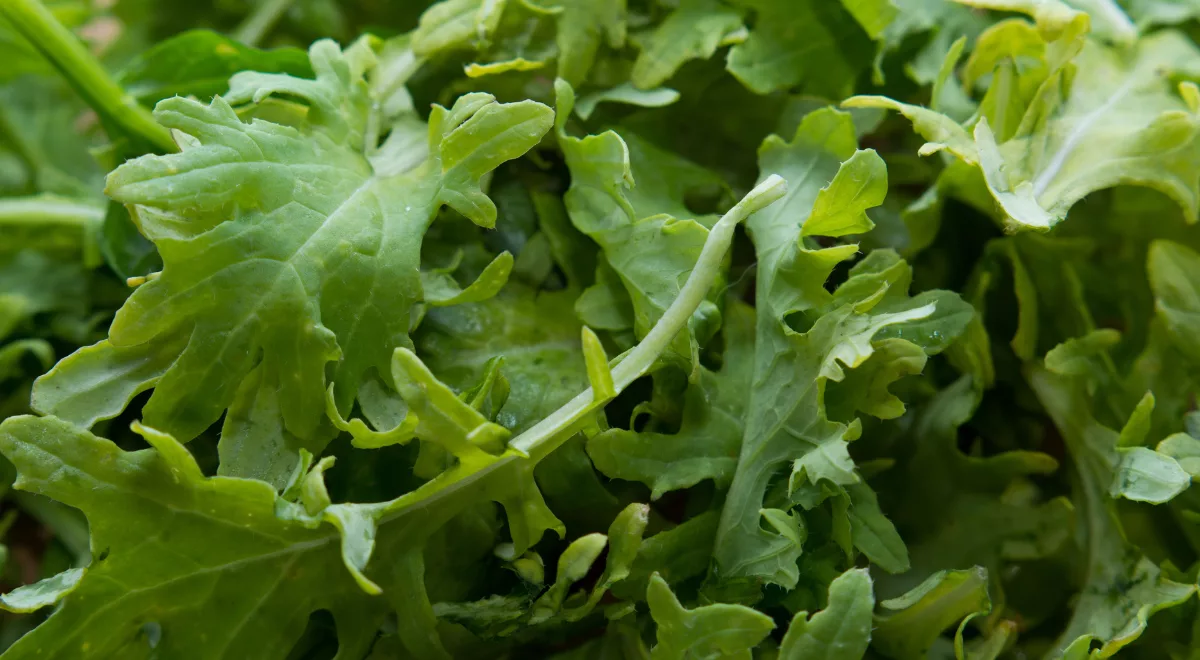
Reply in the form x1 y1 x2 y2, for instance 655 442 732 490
0 0 176 154
233 0 296 47
0 195 105 228
0 195 106 265
373 176 788 535
509 174 788 455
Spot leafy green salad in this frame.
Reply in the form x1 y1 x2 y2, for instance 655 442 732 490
3 0 1200 657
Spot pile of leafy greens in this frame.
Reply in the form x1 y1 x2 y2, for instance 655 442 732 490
4 0 1200 657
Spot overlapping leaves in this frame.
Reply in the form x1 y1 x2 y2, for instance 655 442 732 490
32 38 553 485
6 0 1200 658
851 2 1200 232
711 107 973 592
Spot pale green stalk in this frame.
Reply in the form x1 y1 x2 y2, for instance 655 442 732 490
510 174 788 455
0 0 176 153
233 0 297 47
373 173 787 527
0 196 105 228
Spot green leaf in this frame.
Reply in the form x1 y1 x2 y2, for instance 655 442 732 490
802 148 887 238
825 338 927 421
412 0 508 56
0 415 391 658
532 532 608 621
778 568 874 660
587 302 754 499
647 573 775 660
1117 391 1156 448
535 0 626 86
1149 240 1200 361
1112 446 1191 503
1045 328 1122 378
872 567 991 660
726 0 868 97
420 251 514 307
575 83 680 120
116 30 313 106
631 0 743 90
712 108 966 591
1125 0 1200 28
17 1 1200 655
613 511 721 601
0 567 83 613
839 0 990 85
570 502 650 617
844 482 910 574
1159 432 1200 478
859 19 1200 232
555 79 729 373
1029 365 1198 656
416 285 587 433
36 40 553 464
840 96 976 162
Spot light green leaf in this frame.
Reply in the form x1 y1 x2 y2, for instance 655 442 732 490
575 83 680 120
536 0 626 85
36 40 553 469
842 95 978 162
802 148 887 238
1045 328 1122 378
581 327 615 404
1159 432 1200 478
531 532 608 622
958 0 1133 43
1117 391 1156 448
726 0 867 97
412 0 508 56
464 57 545 77
973 117 1057 230
838 0 898 40
826 338 928 421
568 502 651 619
779 568 874 660
0 567 84 613
1112 446 1191 503
647 573 775 660
869 22 1200 232
421 251 514 307
631 0 743 89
